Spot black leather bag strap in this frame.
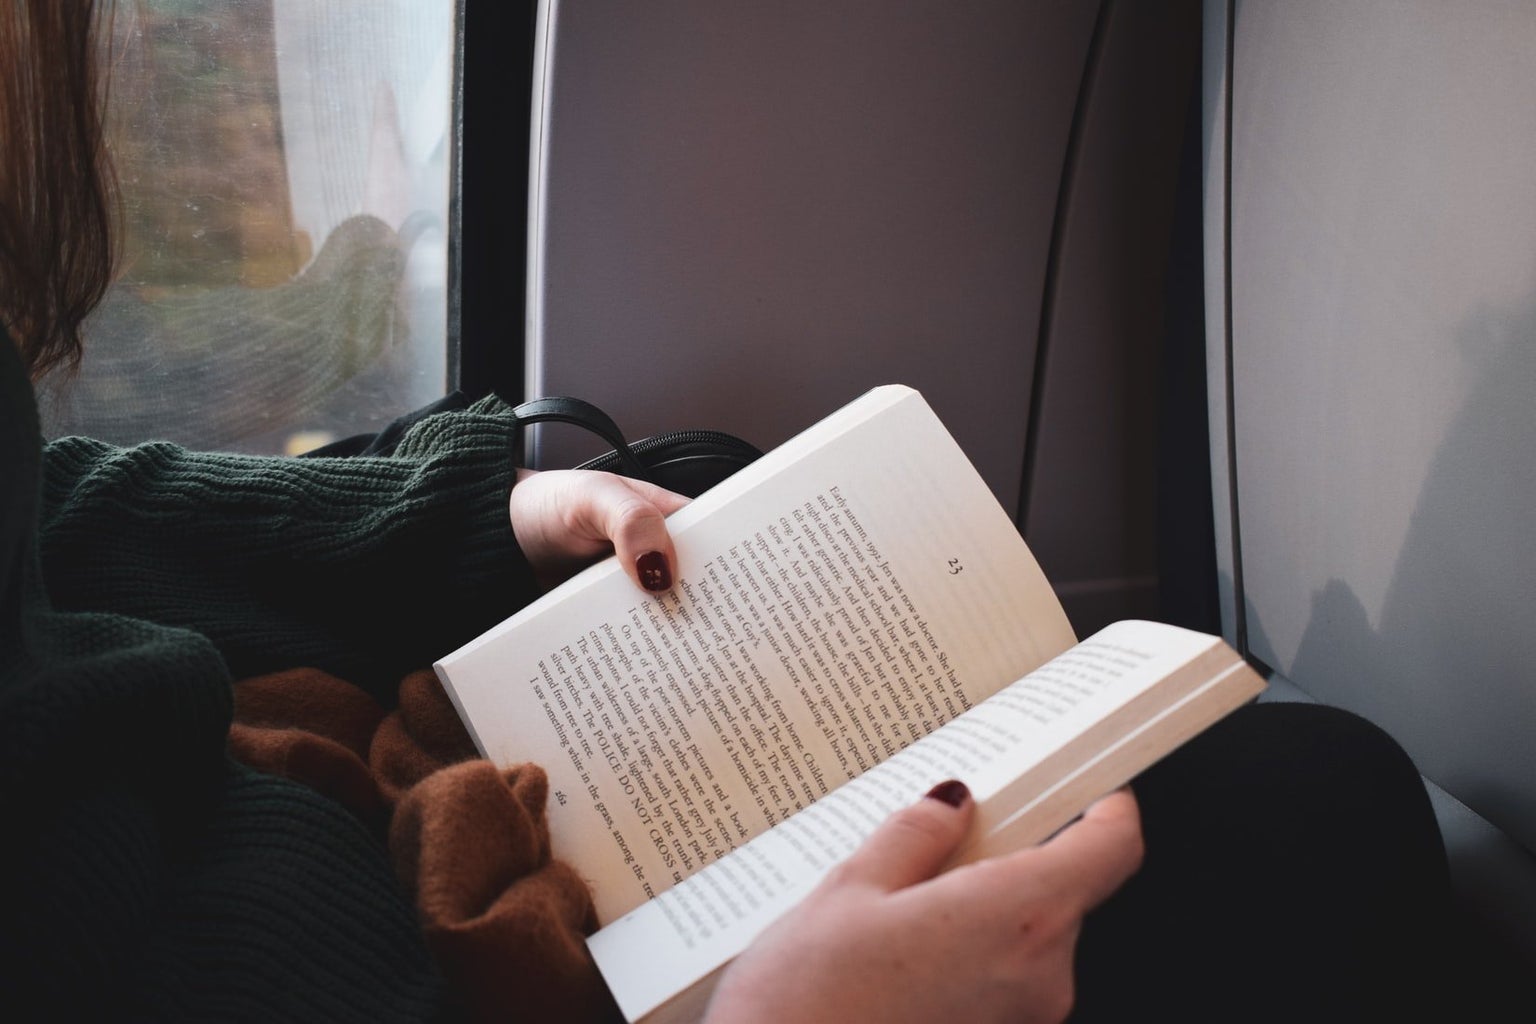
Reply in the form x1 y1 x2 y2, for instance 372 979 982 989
504 395 652 482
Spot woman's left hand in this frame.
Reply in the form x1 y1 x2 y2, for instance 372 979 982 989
510 469 690 593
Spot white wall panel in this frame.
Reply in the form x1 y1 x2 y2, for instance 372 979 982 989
1229 0 1536 851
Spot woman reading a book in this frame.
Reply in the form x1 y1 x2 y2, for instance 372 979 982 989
2 3 1455 1022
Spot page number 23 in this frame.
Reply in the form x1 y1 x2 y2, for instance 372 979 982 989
947 558 964 575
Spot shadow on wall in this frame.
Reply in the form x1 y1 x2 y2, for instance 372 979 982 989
1285 290 1536 833
1259 288 1536 974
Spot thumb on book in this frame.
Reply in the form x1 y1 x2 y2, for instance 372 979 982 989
830 779 975 893
509 468 689 592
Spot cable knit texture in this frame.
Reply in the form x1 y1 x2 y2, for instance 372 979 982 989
0 327 581 1021
37 394 537 699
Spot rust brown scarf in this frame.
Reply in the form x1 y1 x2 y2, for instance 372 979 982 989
229 667 622 1024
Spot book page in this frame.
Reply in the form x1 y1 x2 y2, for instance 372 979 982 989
588 621 1260 1022
434 386 1075 923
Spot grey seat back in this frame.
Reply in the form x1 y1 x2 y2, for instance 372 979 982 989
1203 0 1536 962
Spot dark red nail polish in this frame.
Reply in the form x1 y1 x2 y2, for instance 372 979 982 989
637 551 671 591
925 779 969 808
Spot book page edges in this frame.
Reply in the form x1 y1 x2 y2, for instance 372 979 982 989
431 661 490 759
631 964 726 1024
958 646 1265 865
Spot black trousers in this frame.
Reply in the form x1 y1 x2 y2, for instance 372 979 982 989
1069 701 1464 1023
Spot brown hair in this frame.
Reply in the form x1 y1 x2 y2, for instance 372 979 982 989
0 0 119 381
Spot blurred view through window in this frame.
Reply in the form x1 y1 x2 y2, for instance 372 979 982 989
40 0 455 454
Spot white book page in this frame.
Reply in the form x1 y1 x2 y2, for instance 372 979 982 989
433 386 1075 923
588 621 1233 1022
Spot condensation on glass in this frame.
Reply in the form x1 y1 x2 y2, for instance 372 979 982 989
39 0 455 454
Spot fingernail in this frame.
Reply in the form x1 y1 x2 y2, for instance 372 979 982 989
924 779 969 808
637 551 671 592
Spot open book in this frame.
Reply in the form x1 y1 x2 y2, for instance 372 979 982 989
434 385 1266 1023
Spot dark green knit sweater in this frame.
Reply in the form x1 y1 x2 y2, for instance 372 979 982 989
2 334 542 1021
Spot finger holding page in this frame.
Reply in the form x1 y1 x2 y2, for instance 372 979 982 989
827 778 976 892
916 786 1144 927
509 469 689 591
705 780 1088 1024
1032 788 1144 914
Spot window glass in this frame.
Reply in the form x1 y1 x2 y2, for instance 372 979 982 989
41 0 455 454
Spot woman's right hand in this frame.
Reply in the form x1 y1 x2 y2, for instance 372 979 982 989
509 468 689 593
703 782 1144 1024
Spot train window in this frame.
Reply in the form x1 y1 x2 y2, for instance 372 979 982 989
40 0 456 454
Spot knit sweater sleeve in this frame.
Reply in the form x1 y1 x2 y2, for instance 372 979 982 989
38 395 543 700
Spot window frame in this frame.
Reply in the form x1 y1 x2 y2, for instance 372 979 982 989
450 0 537 403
